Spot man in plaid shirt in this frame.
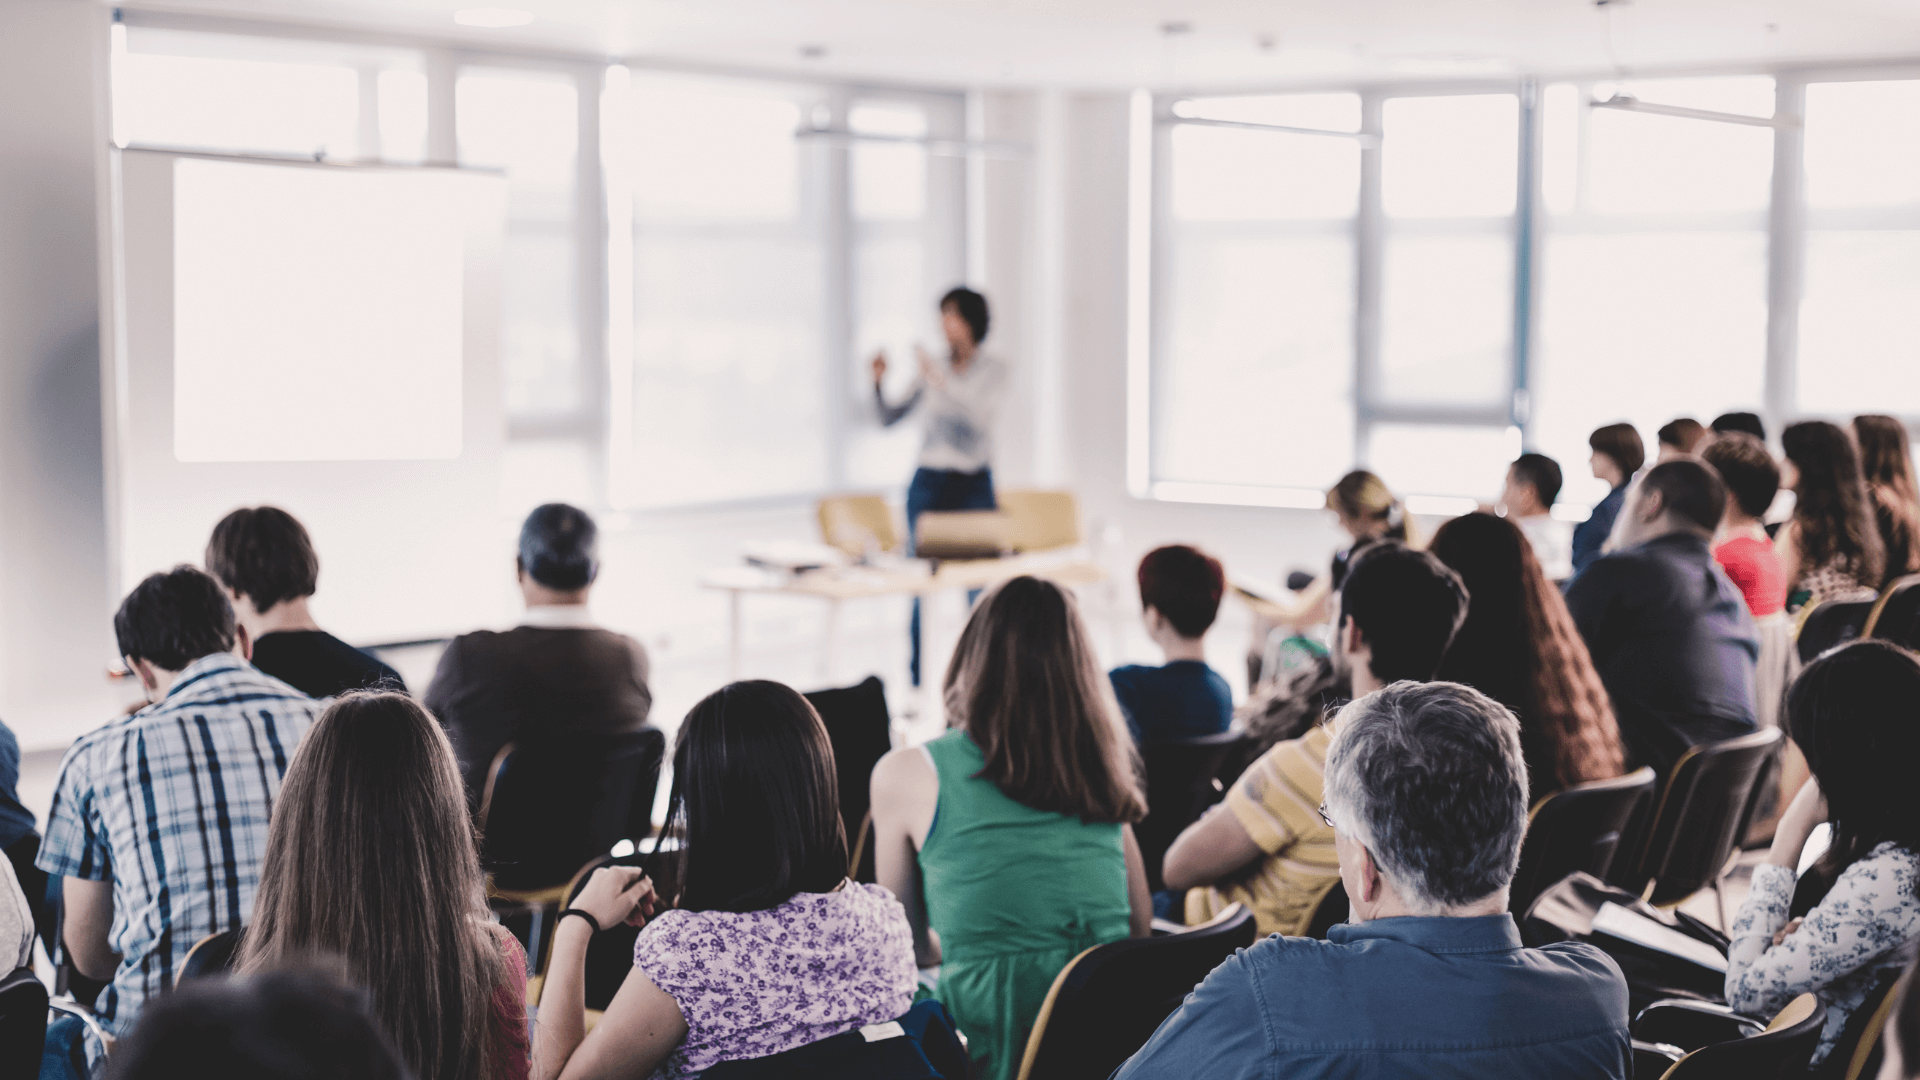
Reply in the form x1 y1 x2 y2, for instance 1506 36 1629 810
37 565 320 1034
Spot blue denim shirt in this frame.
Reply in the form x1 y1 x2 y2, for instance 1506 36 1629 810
1112 914 1630 1080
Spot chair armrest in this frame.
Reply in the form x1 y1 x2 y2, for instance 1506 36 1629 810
1632 1038 1685 1076
48 996 110 1049
1632 999 1765 1050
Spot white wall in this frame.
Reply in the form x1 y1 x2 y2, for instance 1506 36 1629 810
0 2 123 750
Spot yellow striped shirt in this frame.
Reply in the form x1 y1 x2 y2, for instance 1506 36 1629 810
1185 723 1342 937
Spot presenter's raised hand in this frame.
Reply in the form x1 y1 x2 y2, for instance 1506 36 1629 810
871 351 888 386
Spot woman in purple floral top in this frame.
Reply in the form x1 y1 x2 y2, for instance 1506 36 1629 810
533 681 918 1080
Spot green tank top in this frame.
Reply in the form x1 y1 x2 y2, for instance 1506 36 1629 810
918 729 1131 1080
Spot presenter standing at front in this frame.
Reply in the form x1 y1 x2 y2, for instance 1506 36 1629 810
873 286 1008 687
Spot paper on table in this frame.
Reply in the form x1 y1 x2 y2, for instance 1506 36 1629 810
1591 901 1728 973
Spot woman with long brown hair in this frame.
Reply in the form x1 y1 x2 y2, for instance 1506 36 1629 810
1853 414 1920 586
1429 512 1626 794
1778 420 1884 609
871 575 1150 1080
235 692 528 1080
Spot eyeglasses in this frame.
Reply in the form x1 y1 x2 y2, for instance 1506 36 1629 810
1317 802 1337 830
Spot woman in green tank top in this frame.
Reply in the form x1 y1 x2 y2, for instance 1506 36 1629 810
872 576 1151 1080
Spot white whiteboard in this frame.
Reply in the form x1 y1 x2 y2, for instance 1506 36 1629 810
113 149 513 645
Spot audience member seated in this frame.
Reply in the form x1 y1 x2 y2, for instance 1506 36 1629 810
1702 433 1788 618
1778 420 1884 611
1164 544 1468 937
1114 682 1631 1079
204 506 404 698
1712 411 1767 442
1657 417 1710 461
1574 423 1645 578
871 576 1150 1080
0 717 41 918
236 692 530 1080
0 846 31 975
1503 452 1574 582
1430 513 1626 796
104 964 411 1080
1566 460 1759 781
534 680 916 1080
36 566 322 1036
1725 641 1920 1069
1855 414 1920 587
426 502 653 798
1109 544 1233 742
1246 470 1411 681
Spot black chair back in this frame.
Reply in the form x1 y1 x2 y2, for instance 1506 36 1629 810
1798 598 1878 664
701 999 968 1080
1136 731 1250 892
805 677 893 883
480 728 666 891
0 966 47 1076
557 852 649 1011
1866 575 1920 650
179 928 242 981
1017 904 1257 1080
1510 768 1657 917
1666 994 1826 1079
1623 729 1781 907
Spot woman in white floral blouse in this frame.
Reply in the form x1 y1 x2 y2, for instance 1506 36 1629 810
1726 640 1920 1067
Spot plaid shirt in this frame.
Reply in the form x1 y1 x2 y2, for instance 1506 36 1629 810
37 652 319 1034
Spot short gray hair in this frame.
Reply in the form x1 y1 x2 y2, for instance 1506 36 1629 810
1322 681 1529 913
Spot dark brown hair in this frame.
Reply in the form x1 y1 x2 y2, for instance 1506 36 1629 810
1588 423 1645 480
1855 415 1920 584
1783 420 1884 591
237 693 508 1080
1429 513 1626 791
114 565 237 671
944 576 1146 824
1639 459 1729 534
649 680 849 912
1701 433 1780 520
1657 417 1707 453
205 507 320 613
1137 544 1225 639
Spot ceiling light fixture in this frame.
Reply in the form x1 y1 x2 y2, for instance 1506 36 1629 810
454 8 534 28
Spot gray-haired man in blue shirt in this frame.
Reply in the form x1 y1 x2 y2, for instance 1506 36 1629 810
1114 680 1631 1080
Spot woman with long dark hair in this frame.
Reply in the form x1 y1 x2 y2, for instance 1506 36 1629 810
1726 640 1920 1068
534 680 916 1080
1778 420 1884 609
235 692 528 1080
871 575 1150 1080
1853 414 1920 586
1429 512 1626 794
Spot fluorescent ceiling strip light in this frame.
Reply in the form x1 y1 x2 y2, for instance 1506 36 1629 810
1588 94 1798 130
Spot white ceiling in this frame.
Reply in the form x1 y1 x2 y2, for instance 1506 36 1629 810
120 0 1920 89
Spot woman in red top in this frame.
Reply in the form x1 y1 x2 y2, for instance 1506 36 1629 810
1702 434 1787 617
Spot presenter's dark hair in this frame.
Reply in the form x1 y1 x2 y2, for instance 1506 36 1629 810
1338 544 1469 685
1638 459 1729 534
205 506 320 613
1137 544 1226 639
652 680 849 913
940 287 989 345
1712 411 1767 442
1510 453 1564 507
518 503 598 591
1588 423 1645 479
115 566 237 671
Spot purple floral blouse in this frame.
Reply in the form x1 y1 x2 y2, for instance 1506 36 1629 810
632 881 917 1078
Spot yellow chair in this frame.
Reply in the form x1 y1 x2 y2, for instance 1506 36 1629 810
817 494 901 558
999 489 1081 553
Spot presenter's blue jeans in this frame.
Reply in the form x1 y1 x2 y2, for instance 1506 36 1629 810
906 466 996 686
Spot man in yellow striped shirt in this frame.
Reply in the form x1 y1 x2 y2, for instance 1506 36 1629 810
1166 545 1469 936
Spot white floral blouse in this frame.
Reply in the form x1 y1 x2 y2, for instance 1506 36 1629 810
1725 841 1920 1065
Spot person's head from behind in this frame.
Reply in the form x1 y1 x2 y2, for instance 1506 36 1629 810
1503 453 1563 517
1326 470 1406 543
1783 419 1884 585
654 680 847 912
1855 414 1919 497
106 964 410 1080
1322 682 1528 919
1712 411 1767 443
518 503 598 605
1588 423 1645 490
939 286 989 351
946 576 1146 824
1701 433 1780 529
1335 544 1470 692
204 506 319 628
1785 641 1920 890
1657 417 1709 462
237 692 496 1080
1617 459 1728 548
1136 544 1225 649
115 565 239 699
